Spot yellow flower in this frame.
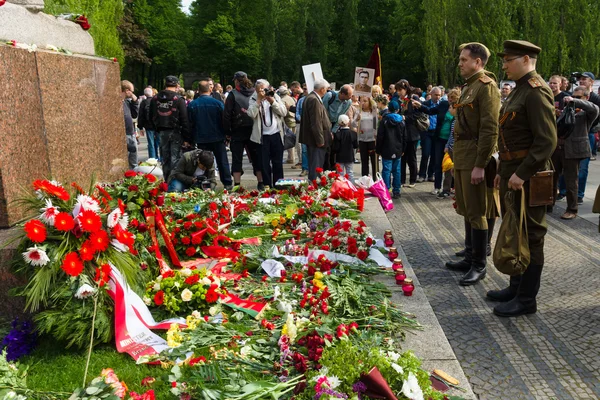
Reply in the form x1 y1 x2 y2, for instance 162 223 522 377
282 324 288 336
271 219 279 227
167 323 182 348
314 272 324 280
186 315 199 330
312 279 324 290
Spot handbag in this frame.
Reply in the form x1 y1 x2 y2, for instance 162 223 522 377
368 173 394 212
442 152 454 172
283 127 296 150
493 189 530 276
415 112 430 132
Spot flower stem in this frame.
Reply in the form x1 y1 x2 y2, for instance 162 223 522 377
83 294 99 387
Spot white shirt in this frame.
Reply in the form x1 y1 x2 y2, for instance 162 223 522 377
193 167 206 178
261 100 279 136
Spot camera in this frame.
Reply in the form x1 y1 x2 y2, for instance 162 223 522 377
263 88 275 97
570 72 581 85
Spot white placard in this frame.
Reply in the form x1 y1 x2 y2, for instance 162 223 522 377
302 63 324 93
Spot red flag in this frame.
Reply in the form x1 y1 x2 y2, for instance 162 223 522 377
366 44 382 88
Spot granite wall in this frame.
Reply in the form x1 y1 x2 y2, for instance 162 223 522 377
0 45 127 227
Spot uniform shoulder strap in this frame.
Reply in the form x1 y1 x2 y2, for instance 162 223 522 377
479 75 493 84
528 77 543 88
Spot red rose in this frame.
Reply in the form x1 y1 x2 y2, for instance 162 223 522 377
124 170 137 178
159 182 168 192
156 195 165 206
348 244 358 255
128 185 139 192
366 237 374 246
154 290 165 306
185 246 196 257
145 174 157 183
181 237 191 245
148 188 158 197
209 202 218 211
357 250 368 260
185 275 199 285
316 167 323 174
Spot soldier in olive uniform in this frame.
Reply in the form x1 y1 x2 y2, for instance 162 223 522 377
444 43 501 286
487 40 557 317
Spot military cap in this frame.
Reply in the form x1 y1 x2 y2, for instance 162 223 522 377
497 40 542 58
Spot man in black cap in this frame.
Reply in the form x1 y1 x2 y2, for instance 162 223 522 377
150 75 191 181
487 40 557 317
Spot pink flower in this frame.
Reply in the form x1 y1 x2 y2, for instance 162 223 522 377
101 368 119 384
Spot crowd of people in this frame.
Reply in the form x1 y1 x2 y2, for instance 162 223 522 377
118 39 600 319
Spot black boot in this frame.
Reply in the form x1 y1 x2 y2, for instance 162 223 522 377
455 248 466 257
494 264 543 317
486 275 521 302
446 221 472 271
486 218 496 256
459 228 487 286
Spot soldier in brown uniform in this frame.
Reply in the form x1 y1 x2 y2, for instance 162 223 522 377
443 43 501 286
487 40 557 317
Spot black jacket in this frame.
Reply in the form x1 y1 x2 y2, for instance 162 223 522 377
402 102 424 142
150 89 191 143
137 98 154 131
168 149 217 189
376 112 406 159
332 127 358 163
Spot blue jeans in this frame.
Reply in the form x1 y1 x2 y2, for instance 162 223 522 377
590 132 597 157
146 130 160 160
432 137 448 189
382 158 401 194
168 179 188 192
302 144 308 171
578 157 590 199
418 132 434 179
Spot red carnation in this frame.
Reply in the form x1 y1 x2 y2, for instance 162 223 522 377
154 290 165 306
148 188 158 197
181 237 191 245
124 170 137 178
89 229 110 252
145 174 157 183
209 202 218 211
183 221 192 230
348 243 358 255
205 288 218 303
78 210 102 233
185 275 200 285
54 212 75 231
61 252 84 277
366 237 374 246
162 270 175 278
316 167 323 174
189 356 206 366
24 219 47 243
159 182 168 192
357 250 368 260
94 263 111 287
185 247 196 257
128 185 139 192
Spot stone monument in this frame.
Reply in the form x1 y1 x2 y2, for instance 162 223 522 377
0 0 128 228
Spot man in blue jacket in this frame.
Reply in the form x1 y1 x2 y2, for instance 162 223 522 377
188 78 233 190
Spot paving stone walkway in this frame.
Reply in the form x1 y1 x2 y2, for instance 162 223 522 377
387 182 600 400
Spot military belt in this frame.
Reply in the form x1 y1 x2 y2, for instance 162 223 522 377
499 150 529 161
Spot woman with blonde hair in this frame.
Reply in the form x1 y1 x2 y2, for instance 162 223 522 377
358 96 379 177
371 84 383 98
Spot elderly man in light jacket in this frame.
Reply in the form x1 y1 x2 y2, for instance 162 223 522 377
247 79 288 188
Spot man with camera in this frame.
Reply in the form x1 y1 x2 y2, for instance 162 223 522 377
167 149 216 192
552 86 599 219
247 79 288 188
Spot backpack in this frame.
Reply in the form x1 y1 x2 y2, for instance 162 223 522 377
230 90 254 129
556 103 576 139
153 90 180 130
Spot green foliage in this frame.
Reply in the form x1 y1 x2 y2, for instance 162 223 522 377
43 0 125 62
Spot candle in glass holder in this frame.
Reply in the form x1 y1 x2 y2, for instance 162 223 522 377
388 247 399 261
402 278 414 296
392 258 404 271
395 269 406 285
384 235 395 247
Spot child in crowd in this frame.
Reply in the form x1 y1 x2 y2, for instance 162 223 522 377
376 100 406 199
332 114 358 182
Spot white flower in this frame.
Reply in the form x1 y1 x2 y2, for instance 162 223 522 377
387 351 401 362
45 44 59 51
145 158 159 165
201 277 211 285
181 289 193 302
284 313 297 343
273 286 281 301
73 194 100 216
111 239 127 252
208 306 219 316
39 199 59 225
107 208 121 228
402 372 424 400
153 283 161 291
391 362 404 375
156 275 163 282
212 276 221 287
180 268 192 277
191 310 202 319
248 211 265 225
174 281 181 288
143 297 151 306
277 300 293 314
22 246 50 267
75 284 96 299
328 375 341 389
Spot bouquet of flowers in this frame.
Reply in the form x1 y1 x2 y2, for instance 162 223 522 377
58 14 91 30
144 268 224 315
12 179 141 348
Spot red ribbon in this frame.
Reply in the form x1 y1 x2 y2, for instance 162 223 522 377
153 207 181 267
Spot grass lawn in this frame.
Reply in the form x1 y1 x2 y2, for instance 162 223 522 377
20 338 173 398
